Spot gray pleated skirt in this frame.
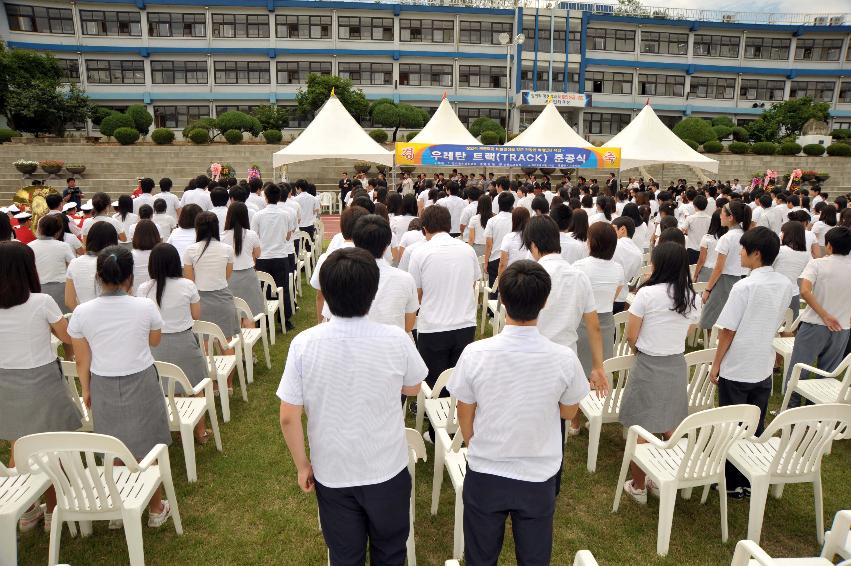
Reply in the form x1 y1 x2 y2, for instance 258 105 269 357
619 351 688 433
42 281 70 314
0 360 83 441
228 267 265 318
577 311 615 378
697 266 713 283
90 365 171 460
151 329 209 394
471 243 485 257
199 287 238 339
699 274 740 330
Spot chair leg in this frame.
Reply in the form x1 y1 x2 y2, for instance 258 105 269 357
0 515 20 566
656 484 677 556
47 510 63 566
181 424 197 483
612 444 631 513
746 479 770 545
208 398 223 452
718 476 728 543
267 311 276 345
453 487 464 561
430 439 447 515
700 484 711 504
218 373 231 423
681 487 693 500
244 343 254 385
122 512 146 566
158 451 183 535
261 328 271 369
235 354 248 403
78 520 93 537
415 399 424 434
586 417 602 473
814 476 825 545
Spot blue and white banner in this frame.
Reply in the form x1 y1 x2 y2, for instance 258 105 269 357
520 91 590 107
395 143 620 169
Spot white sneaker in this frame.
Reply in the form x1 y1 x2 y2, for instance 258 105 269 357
147 500 171 528
422 431 433 445
646 478 660 498
623 480 648 505
567 426 582 437
18 503 44 532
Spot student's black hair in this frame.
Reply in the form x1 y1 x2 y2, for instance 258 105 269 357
140 177 155 193
819 204 838 227
386 192 403 215
522 216 560 255
400 193 418 216
477 195 493 228
841 208 851 228
137 204 153 220
531 195 550 216
0 241 40 308
497 191 514 212
612 215 635 238
319 247 379 317
787 209 811 224
37 214 63 238
97 245 134 287
511 206 531 233
210 187 229 207
229 186 248 204
178 203 202 230
352 214 392 259
447 181 461 196
92 192 111 214
740 226 781 265
659 203 676 217
498 259 551 322
787 194 800 208
781 221 806 252
724 200 752 229
758 194 772 209
825 226 851 255
45 193 62 211
264 183 281 204
659 216 678 232
640 242 695 316
224 202 250 257
159 177 173 192
0 214 11 241
279 183 292 201
195 175 210 190
340 206 369 240
248 177 263 193
374 202 390 222
596 195 613 220
587 222 617 260
153 198 167 214
550 203 572 231
497 176 510 191
116 195 133 221
146 243 182 306
194 211 220 259
581 194 593 209
132 219 160 251
85 221 119 254
707 209 727 239
353 195 376 213
59 213 73 236
833 196 847 210
422 204 451 234
569 209 589 241
658 227 685 247
620 202 644 227
693 194 708 211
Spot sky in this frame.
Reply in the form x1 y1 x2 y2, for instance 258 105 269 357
632 0 850 14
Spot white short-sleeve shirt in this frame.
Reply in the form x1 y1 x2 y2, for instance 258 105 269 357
131 249 152 295
536 254 596 350
499 231 531 267
166 228 196 267
184 240 234 291
250 204 297 260
154 192 181 219
628 283 702 356
221 228 261 270
811 221 831 247
68 294 163 376
483 211 513 262
560 232 588 264
136 277 200 333
81 215 125 238
436 195 468 234
397 240 424 273
66 254 100 305
28 238 75 284
153 214 177 240
716 227 749 276
612 237 643 302
0 293 62 369
310 241 355 290
772 246 810 296
276 316 427 487
398 229 425 250
390 215 415 244
572 256 625 313
799 254 851 329
681 211 712 252
179 189 212 211
467 215 487 246
112 212 139 237
700 234 719 269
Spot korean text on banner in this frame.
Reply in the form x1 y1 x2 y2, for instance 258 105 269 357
395 143 621 169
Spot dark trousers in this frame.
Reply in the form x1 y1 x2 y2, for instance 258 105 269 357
316 469 411 566
612 301 626 314
719 376 771 490
463 469 557 566
450 232 461 238
687 248 700 265
417 327 477 390
255 257 292 321
487 258 500 299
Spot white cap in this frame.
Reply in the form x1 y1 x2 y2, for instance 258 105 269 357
9 204 20 213
63 202 78 212
111 200 119 207
81 202 93 211
14 211 32 220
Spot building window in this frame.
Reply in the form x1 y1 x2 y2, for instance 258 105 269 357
794 38 843 61
398 64 453 87
79 10 141 37
689 76 735 99
400 19 453 43
151 61 208 84
216 104 261 116
275 15 331 39
638 74 685 97
639 31 688 55
5 4 74 34
834 120 851 130
57 59 80 83
337 62 392 85
148 13 206 37
840 82 851 104
211 14 270 38
583 112 630 135
338 17 393 41
693 34 740 58
522 27 567 43
585 71 633 95
789 80 835 102
459 21 513 45
744 37 790 60
276 61 332 84
586 28 635 52
459 65 506 88
457 107 506 127
154 105 210 128
86 60 145 84
568 30 581 54
213 61 270 84
521 69 565 91
739 79 785 101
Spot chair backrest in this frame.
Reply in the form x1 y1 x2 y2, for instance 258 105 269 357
60 361 89 426
405 428 427 466
692 281 708 295
667 405 760 482
155 361 197 427
685 348 717 413
233 296 259 322
192 320 229 375
432 368 454 398
758 404 851 479
612 311 630 357
14 432 141 514
602 355 636 417
256 271 281 300
573 550 600 566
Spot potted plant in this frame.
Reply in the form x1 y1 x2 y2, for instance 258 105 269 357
400 166 416 174
800 170 817 182
354 161 372 174
14 159 38 176
539 167 556 175
521 166 538 175
815 172 830 183
65 163 86 175
38 160 64 177
376 164 388 174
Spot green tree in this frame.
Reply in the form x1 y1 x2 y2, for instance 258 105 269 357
745 97 831 143
368 99 428 142
252 105 290 130
615 0 648 16
126 104 153 135
295 74 369 124
672 117 717 145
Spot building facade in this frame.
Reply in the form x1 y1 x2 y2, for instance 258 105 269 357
3 0 850 142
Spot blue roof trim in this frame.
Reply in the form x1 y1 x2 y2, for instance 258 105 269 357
584 57 851 77
74 0 512 15
586 13 851 33
87 90 506 104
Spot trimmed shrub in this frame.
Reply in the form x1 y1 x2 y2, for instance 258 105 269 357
405 131 419 141
803 143 826 156
731 126 749 142
0 128 20 143
712 125 732 140
182 118 216 141
470 117 503 137
702 140 723 153
216 111 260 136
673 118 717 145
126 104 153 135
480 130 501 145
188 128 210 145
830 129 851 140
681 139 699 150
751 141 777 155
224 129 243 144
113 127 140 146
711 116 734 128
151 128 175 145
729 141 750 154
262 129 283 144
99 112 135 138
778 142 802 156
369 129 389 144
91 106 114 126
826 143 851 157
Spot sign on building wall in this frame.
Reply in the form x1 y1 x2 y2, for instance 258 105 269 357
395 143 620 169
520 91 591 107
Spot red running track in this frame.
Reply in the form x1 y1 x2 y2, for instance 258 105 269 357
321 214 340 240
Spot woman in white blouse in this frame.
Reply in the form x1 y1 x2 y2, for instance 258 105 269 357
773 221 811 320
810 204 837 253
65 221 119 310
221 203 264 327
112 195 139 244
466 195 493 257
693 210 727 283
28 214 75 314
390 194 418 257
131 220 161 295
167 204 202 266
81 192 126 244
498 206 531 277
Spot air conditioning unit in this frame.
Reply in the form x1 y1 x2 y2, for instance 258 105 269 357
813 16 828 25
722 14 736 23
829 16 846 25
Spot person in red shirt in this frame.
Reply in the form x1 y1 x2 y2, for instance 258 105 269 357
13 212 35 244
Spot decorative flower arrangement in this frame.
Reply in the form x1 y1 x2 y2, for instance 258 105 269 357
247 165 261 181
207 162 235 180
210 162 222 181
13 159 38 174
65 163 86 174
38 160 65 174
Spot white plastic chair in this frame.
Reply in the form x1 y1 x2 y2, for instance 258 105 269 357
685 348 717 414
773 310 805 390
612 405 761 556
192 320 246 423
14 432 182 566
287 271 298 316
574 550 601 566
726 404 851 545
296 230 314 282
0 462 52 566
415 368 456 435
404 428 427 566
730 510 851 565
431 429 467 560
155 361 222 483
319 192 333 214
60 361 93 432
478 276 499 334
234 297 271 385
612 311 630 357
780 353 851 412
257 270 285 344
579 354 635 473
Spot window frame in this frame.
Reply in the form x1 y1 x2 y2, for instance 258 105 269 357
85 59 146 85
337 62 393 85
738 78 786 101
147 13 206 38
458 65 506 89
5 4 74 34
459 21 513 45
211 13 270 39
399 19 454 43
743 37 791 60
150 60 209 85
586 28 636 52
692 34 741 58
639 31 688 56
584 70 633 95
79 10 141 37
638 73 685 97
153 105 211 129
789 80 836 102
276 61 332 84
213 60 271 84
583 112 631 135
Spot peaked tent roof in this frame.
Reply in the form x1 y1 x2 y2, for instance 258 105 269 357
272 93 393 167
606 104 719 173
409 98 481 146
505 101 592 148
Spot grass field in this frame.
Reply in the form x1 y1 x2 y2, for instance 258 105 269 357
3 282 849 566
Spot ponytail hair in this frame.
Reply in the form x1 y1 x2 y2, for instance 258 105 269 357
728 201 752 230
97 245 134 287
147 243 183 306
194 211 220 260
116 195 133 222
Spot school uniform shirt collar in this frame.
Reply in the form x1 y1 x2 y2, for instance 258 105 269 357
429 232 454 243
537 253 562 267
750 266 774 276
499 325 541 340
328 315 369 326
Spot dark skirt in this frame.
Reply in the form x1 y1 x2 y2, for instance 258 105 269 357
619 351 688 433
228 267 265 318
577 311 615 378
199 287 239 339
699 274 740 330
42 281 70 315
0 360 83 440
90 365 172 460
150 329 209 394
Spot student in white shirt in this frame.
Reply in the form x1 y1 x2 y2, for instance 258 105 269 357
621 203 650 251
783 226 851 407
152 198 177 240
65 221 119 310
221 202 264 327
710 227 795 498
811 204 837 250
166 204 202 267
179 178 213 211
156 178 182 219
436 181 468 237
81 192 127 244
551 204 588 264
459 187 481 240
680 194 712 265
59 213 83 256
28 214 75 314
498 207 531 277
589 195 613 225
620 242 703 503
112 195 139 243
447 260 589 563
611 216 643 314
483 190 515 293
390 194 418 255
251 184 296 330
209 187 230 230
67 245 173 527
130 219 160 295
293 181 321 248
128 204 161 241
132 178 157 214
699 201 752 331
280 184 302 273
246 177 266 212
278 247 426 564
311 206 367 321
466 195 492 257
693 210 726 283
773 221 811 320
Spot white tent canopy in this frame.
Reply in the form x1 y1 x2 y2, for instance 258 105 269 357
272 93 393 167
409 97 481 146
607 104 719 173
505 101 592 148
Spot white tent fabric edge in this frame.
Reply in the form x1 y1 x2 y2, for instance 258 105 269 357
409 97 481 146
505 101 592 148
